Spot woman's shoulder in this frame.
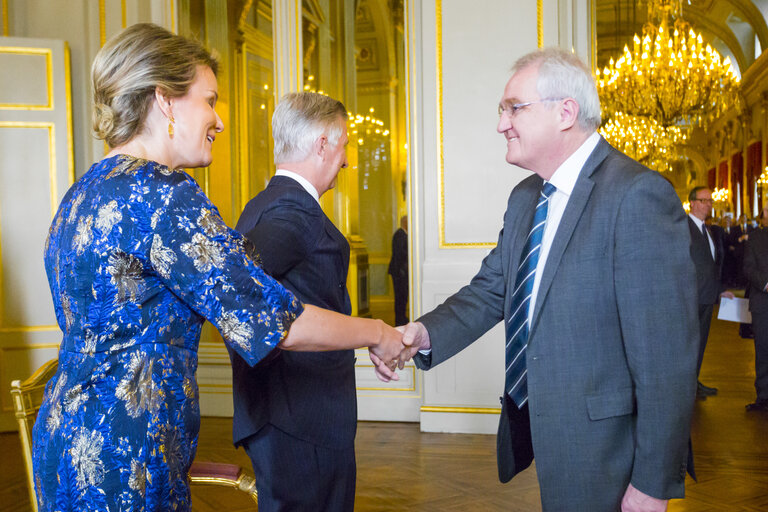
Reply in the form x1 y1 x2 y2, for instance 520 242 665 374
100 154 188 183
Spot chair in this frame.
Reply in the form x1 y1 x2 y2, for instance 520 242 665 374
11 359 258 511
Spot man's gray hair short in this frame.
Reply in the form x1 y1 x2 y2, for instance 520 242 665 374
272 92 348 164
512 47 602 131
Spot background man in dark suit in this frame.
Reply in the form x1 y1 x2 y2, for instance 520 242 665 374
743 206 768 411
373 48 697 511
230 92 357 511
687 187 734 400
388 214 409 325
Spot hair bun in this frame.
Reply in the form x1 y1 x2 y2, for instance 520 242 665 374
92 102 116 141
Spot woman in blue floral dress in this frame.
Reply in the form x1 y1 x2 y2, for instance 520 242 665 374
32 23 404 511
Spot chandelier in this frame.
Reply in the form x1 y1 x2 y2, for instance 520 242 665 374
599 112 687 172
596 0 741 169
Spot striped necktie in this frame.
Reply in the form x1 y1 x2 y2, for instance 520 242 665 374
505 182 557 408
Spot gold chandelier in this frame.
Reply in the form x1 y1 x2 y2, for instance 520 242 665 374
599 112 687 172
596 0 741 170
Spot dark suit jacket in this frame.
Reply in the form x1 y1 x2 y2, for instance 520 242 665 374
688 217 724 305
744 228 768 314
229 175 356 449
388 227 408 279
414 138 698 511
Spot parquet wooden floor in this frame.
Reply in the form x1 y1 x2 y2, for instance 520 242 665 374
1 311 767 511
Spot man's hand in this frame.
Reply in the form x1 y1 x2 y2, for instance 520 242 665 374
395 322 431 369
369 322 431 382
621 483 668 512
720 291 735 299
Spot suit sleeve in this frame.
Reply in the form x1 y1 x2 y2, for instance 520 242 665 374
613 171 698 499
744 234 768 291
242 197 322 279
414 200 511 369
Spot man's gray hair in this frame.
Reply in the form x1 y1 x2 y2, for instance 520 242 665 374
272 92 348 164
512 47 601 131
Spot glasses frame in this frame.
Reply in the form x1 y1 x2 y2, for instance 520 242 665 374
497 97 564 118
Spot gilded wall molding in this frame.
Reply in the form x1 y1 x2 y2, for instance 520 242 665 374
0 122 58 217
99 0 106 46
435 0 544 248
404 0 420 320
0 47 53 110
421 405 501 414
2 0 8 37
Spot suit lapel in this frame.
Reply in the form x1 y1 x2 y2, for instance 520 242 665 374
528 139 610 337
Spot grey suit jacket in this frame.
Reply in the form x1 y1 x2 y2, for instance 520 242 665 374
415 138 698 511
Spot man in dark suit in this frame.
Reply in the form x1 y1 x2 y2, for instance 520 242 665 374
687 187 734 400
373 48 697 511
388 215 409 325
229 92 357 511
743 206 768 411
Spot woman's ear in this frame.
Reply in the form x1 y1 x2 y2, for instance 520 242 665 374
154 87 174 120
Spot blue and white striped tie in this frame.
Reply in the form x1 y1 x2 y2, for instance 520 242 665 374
505 182 557 408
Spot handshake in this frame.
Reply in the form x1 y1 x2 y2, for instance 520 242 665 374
368 321 431 383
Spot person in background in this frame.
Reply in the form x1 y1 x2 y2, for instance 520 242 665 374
32 23 405 512
687 187 734 400
743 205 768 411
388 214 409 326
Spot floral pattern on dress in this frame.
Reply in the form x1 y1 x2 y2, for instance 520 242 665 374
32 154 303 512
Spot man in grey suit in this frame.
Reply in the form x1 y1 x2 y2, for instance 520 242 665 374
373 48 698 511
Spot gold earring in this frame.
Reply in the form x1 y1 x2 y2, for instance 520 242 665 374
168 116 175 138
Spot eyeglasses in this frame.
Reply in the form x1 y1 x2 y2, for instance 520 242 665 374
693 198 713 204
498 98 563 118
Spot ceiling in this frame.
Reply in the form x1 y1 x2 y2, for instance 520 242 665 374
595 0 768 77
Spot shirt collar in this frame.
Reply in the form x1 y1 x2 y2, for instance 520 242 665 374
547 132 601 196
275 169 320 204
689 213 705 229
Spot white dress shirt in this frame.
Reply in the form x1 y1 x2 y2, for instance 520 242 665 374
527 131 601 325
275 169 320 204
688 213 715 259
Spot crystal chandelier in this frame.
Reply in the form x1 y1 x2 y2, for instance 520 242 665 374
596 0 741 170
599 112 687 172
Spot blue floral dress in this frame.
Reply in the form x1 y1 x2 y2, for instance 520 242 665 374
32 154 303 511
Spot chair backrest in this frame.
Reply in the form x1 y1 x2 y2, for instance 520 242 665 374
10 358 58 512
10 358 258 507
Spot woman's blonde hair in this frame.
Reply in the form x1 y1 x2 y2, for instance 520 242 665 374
91 23 218 147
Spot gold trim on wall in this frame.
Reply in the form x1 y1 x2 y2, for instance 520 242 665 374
537 0 543 48
435 1 508 249
435 1 545 248
0 47 53 110
170 0 176 34
0 342 60 349
121 0 127 29
2 0 8 37
356 365 417 392
405 0 421 320
295 0 301 88
0 327 59 333
421 405 501 414
64 44 75 185
99 0 106 47
0 122 58 330
0 122 58 217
